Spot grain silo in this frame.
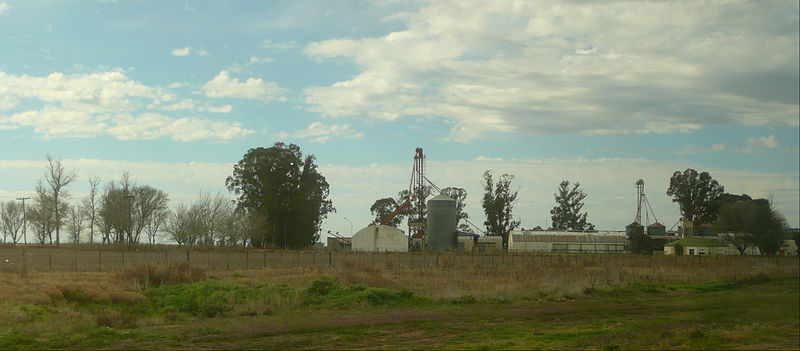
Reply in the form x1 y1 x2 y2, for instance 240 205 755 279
427 193 457 251
647 222 666 236
626 222 644 237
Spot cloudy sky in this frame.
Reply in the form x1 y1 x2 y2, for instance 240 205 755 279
1 0 798 240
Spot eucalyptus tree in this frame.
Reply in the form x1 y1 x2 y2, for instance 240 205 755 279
550 180 595 231
482 171 520 245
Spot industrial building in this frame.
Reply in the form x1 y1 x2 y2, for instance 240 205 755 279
351 225 408 252
508 230 626 253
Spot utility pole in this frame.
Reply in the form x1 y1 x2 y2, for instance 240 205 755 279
16 197 30 245
344 217 353 236
17 197 30 274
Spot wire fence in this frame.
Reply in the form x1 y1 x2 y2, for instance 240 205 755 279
0 244 796 274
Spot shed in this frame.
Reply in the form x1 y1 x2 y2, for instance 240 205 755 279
351 225 408 252
664 237 728 255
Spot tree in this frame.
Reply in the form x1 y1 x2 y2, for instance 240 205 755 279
441 187 470 231
370 197 403 227
44 155 76 246
81 176 100 243
482 170 520 245
67 204 84 244
98 173 169 245
165 204 202 247
29 182 67 244
550 180 595 231
226 143 334 249
1 201 24 244
666 169 724 225
716 198 788 256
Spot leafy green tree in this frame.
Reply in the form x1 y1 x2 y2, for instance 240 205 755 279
226 143 334 249
441 187 470 231
628 230 656 254
370 197 403 227
666 169 724 225
716 198 787 256
482 171 520 245
550 180 595 231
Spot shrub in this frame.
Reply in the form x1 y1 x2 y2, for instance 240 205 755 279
115 263 206 289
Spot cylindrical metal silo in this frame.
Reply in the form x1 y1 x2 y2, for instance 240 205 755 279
647 222 666 236
427 194 457 251
625 222 644 237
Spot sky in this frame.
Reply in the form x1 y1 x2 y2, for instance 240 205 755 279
0 0 798 242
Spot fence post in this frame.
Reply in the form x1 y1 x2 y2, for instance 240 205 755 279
296 250 299 268
328 250 332 268
74 249 78 272
207 250 211 270
186 249 190 263
49 247 52 271
313 251 316 269
246 247 249 270
436 253 439 268
226 246 231 270
372 251 376 269
165 248 168 265
263 249 267 269
122 247 125 268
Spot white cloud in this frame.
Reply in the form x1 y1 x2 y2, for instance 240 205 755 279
675 143 727 155
201 70 284 102
0 70 253 142
249 55 275 63
260 39 298 50
168 82 186 88
171 47 191 56
0 70 157 113
0 2 9 15
303 1 799 141
206 105 233 113
171 47 209 56
737 135 779 153
293 122 363 143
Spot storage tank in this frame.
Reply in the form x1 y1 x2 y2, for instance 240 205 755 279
427 194 457 251
647 222 666 236
625 222 644 237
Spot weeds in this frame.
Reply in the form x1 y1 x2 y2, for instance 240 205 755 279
114 263 206 290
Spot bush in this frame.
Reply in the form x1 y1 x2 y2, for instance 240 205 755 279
115 263 206 289
673 243 684 256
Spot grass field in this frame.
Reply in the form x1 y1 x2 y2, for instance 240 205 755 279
0 249 797 349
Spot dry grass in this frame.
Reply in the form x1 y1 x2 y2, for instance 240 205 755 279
113 262 207 290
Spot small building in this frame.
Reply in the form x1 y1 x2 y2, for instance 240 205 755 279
508 230 627 253
476 235 503 252
664 237 728 255
779 240 798 256
326 236 351 250
457 232 479 252
351 225 408 252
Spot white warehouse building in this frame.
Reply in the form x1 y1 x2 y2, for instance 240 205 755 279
351 225 409 252
508 230 626 253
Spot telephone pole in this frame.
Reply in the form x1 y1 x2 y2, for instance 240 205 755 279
16 197 30 274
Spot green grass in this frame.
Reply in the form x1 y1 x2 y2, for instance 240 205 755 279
0 269 797 349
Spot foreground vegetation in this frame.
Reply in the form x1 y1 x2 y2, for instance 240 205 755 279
0 257 797 349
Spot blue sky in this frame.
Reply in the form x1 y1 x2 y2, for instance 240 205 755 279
1 0 798 239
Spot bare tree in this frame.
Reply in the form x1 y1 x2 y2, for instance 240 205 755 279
98 173 169 245
29 182 67 244
67 204 84 244
165 204 204 247
44 155 76 246
1 201 25 244
81 176 100 243
145 208 169 245
131 185 169 244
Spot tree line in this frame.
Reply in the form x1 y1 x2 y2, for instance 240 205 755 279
1 147 793 255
